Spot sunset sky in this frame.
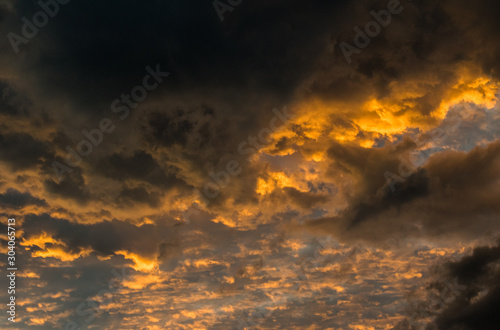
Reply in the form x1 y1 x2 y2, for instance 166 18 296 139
1 0 500 329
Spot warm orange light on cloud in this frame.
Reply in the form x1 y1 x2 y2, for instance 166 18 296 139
212 215 239 228
19 271 40 279
116 250 157 272
22 232 63 249
122 273 163 290
32 247 92 262
256 171 300 196
349 325 376 330
357 99 416 135
184 258 224 269
272 72 498 154
435 75 498 118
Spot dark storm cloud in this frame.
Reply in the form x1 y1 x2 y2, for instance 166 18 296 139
444 0 500 81
309 140 500 243
304 0 500 116
0 2 10 25
283 187 329 209
117 186 161 208
424 243 500 330
3 0 353 115
447 244 500 283
96 150 186 190
0 80 31 116
141 105 227 157
139 104 270 208
48 128 74 150
146 111 195 148
0 132 53 169
141 105 234 167
0 188 46 209
1 0 499 128
326 137 418 198
346 168 430 228
434 286 500 330
44 164 90 204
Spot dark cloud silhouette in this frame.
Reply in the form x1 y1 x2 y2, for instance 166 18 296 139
44 165 91 204
0 80 31 116
283 187 329 209
0 133 53 170
431 243 500 330
3 0 352 116
96 150 187 191
117 186 161 208
309 140 500 243
0 188 46 209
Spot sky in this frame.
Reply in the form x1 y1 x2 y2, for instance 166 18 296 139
1 0 500 329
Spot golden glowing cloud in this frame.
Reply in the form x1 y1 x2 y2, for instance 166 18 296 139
32 247 92 262
22 232 64 249
115 250 158 272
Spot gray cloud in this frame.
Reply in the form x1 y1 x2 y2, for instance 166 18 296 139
0 188 46 209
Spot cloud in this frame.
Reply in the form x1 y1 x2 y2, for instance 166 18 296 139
44 165 91 204
401 242 500 330
283 187 329 209
0 79 31 116
21 213 180 262
0 188 46 209
0 132 53 170
96 150 187 191
308 140 500 243
117 186 161 208
2 0 500 328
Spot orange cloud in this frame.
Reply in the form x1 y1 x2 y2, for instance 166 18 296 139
115 250 157 272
